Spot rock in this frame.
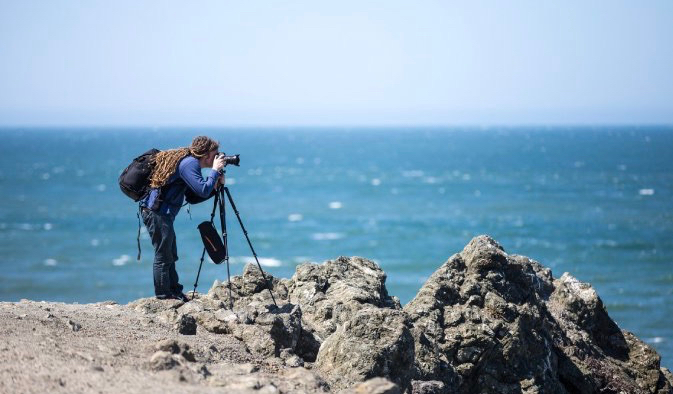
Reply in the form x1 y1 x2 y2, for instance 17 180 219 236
125 235 671 394
177 300 205 315
208 263 288 310
195 310 231 334
661 368 673 392
339 377 401 394
281 367 329 392
154 339 195 362
410 380 446 394
67 319 82 332
547 274 672 394
176 314 197 335
296 328 322 362
128 297 183 314
315 307 414 391
286 256 399 341
149 350 180 370
404 235 673 394
285 355 304 368
232 303 303 358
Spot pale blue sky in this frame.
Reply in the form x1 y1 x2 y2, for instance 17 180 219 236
1 1 672 126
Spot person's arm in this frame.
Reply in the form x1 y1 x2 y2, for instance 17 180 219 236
185 187 216 204
179 158 219 201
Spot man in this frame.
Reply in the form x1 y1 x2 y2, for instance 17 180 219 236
141 136 225 301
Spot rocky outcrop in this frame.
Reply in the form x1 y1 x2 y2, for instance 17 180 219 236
117 236 673 393
286 256 402 340
404 236 672 394
315 307 414 390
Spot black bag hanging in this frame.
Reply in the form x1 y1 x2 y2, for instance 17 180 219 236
198 221 227 264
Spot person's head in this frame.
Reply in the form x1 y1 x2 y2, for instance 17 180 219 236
149 136 219 188
189 136 219 168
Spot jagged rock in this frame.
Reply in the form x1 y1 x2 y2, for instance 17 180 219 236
208 263 289 310
194 299 303 360
405 236 556 392
410 380 446 394
315 307 414 391
176 314 197 335
286 256 400 341
339 377 401 394
404 235 673 394
134 236 671 394
546 273 673 394
231 303 303 358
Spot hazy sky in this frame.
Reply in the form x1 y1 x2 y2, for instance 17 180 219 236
1 1 672 126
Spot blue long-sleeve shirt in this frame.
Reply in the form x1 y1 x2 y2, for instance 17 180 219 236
141 155 220 220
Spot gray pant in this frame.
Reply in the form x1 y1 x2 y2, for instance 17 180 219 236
141 209 183 298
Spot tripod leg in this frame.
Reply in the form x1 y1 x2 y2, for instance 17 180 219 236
223 187 278 307
218 187 234 309
192 189 221 298
191 248 207 297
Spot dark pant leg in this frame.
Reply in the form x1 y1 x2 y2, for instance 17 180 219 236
142 210 179 298
170 240 183 295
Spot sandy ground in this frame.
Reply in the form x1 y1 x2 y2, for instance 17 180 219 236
0 299 326 394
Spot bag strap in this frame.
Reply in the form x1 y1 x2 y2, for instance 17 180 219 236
137 204 142 261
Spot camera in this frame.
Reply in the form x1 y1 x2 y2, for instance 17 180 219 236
217 153 240 167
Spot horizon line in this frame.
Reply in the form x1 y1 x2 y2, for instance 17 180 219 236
1 122 673 130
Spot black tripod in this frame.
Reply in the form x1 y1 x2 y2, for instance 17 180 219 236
191 175 277 309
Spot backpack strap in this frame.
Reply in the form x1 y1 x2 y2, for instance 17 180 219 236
137 203 143 261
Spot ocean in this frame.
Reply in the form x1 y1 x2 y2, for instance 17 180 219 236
0 126 671 367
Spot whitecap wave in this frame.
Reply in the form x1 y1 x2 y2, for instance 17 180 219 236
288 213 303 222
639 188 655 196
44 258 57 266
311 232 344 241
112 254 131 266
228 256 282 267
243 257 282 267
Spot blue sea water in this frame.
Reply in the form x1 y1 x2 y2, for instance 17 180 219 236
0 126 671 367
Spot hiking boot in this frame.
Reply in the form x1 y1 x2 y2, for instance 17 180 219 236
174 292 190 302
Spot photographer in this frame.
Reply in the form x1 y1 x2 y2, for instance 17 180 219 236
140 136 225 302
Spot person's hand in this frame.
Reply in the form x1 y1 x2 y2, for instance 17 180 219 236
213 154 225 171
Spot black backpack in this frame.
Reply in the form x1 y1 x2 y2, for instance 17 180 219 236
119 148 160 261
119 148 160 201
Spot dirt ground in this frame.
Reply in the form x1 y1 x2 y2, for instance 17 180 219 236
0 299 327 394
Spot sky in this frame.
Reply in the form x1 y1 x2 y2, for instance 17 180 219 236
1 1 672 127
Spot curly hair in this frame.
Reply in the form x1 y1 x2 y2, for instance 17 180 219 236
149 136 219 188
